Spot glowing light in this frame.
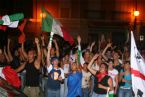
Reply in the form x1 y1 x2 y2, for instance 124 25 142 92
134 11 139 17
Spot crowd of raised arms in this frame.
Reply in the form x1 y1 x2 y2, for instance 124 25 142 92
0 33 145 97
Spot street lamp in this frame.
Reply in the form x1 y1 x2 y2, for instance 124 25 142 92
133 10 139 34
134 10 139 17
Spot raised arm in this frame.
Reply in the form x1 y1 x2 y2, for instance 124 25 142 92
34 38 42 69
98 78 113 91
102 43 112 61
7 39 13 62
21 42 28 59
90 41 95 53
77 35 85 67
15 62 26 73
41 35 47 58
46 41 51 68
4 46 10 63
87 54 99 75
53 39 59 57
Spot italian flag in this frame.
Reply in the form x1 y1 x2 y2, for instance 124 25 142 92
0 13 24 28
41 7 74 45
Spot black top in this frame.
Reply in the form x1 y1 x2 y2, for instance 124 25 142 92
114 64 122 73
11 56 20 69
46 68 61 90
94 73 110 94
25 61 40 86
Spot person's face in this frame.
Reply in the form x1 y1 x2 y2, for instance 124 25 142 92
113 52 119 59
97 56 102 65
108 61 113 69
84 52 90 59
106 51 111 57
83 63 88 70
64 54 69 60
28 50 35 61
52 59 59 67
100 64 107 73
124 63 130 70
71 63 77 71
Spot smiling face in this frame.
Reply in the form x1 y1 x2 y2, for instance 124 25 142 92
99 63 108 73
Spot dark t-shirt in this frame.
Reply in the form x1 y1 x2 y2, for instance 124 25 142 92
46 68 61 90
114 64 123 73
94 72 110 94
11 56 20 69
25 61 40 86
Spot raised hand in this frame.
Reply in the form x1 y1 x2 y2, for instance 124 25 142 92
35 37 39 44
91 41 96 47
92 53 99 60
77 35 81 44
107 43 112 47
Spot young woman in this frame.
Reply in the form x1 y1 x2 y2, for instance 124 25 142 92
88 54 113 97
118 61 132 97
82 62 92 97
108 59 119 96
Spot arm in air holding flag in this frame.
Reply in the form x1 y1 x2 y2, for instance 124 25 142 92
77 35 85 67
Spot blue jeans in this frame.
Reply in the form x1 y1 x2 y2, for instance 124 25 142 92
82 87 89 97
90 76 95 97
64 78 68 97
20 72 26 92
60 78 68 97
60 83 64 97
41 77 48 92
92 92 106 97
45 89 60 97
118 88 132 97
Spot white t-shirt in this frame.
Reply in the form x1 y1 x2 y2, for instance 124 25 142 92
47 65 65 80
82 70 92 88
63 64 70 74
108 69 118 87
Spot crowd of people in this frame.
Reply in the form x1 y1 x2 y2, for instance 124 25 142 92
0 32 145 97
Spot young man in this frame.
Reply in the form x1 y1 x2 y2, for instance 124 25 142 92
15 38 41 97
45 40 64 97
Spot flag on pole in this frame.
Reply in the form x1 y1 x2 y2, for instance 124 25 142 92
0 13 24 28
131 31 145 97
0 16 7 31
78 45 85 66
41 7 74 45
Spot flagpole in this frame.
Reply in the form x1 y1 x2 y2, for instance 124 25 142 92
48 32 54 48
